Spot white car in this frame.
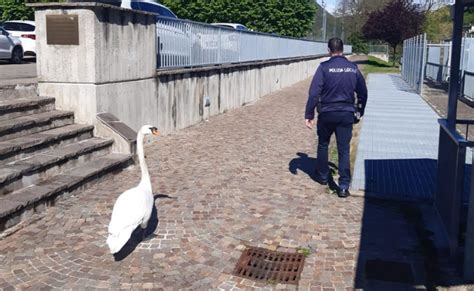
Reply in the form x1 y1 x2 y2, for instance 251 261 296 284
2 20 36 56
0 27 23 63
120 0 177 18
121 0 199 66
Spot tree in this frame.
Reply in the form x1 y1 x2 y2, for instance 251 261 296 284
465 7 474 26
348 32 368 54
334 0 391 39
160 0 317 38
0 0 34 22
362 0 425 65
424 6 452 43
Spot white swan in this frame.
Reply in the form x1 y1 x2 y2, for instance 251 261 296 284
106 125 160 254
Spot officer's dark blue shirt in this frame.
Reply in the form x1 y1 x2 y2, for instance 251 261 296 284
305 56 368 120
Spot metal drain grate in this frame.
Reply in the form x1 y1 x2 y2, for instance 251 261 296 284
365 259 415 284
233 247 305 284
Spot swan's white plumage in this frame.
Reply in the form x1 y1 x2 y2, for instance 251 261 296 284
106 125 158 254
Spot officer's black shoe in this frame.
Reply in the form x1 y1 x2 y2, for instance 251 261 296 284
314 176 328 185
337 188 350 198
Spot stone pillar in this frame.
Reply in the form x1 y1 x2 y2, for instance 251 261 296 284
31 2 157 131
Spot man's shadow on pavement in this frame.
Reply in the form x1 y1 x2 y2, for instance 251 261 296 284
289 152 339 191
112 194 177 261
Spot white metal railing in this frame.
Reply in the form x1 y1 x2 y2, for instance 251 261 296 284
401 34 427 94
426 43 451 83
156 17 352 69
424 38 474 100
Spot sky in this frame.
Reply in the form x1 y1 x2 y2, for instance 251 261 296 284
315 0 339 14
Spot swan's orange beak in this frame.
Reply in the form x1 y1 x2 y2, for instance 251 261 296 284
151 128 160 136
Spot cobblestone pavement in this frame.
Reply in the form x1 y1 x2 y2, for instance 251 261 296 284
0 71 463 290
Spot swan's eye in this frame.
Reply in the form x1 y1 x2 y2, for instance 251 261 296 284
150 127 160 136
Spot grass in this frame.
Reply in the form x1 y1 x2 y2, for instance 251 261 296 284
327 55 397 185
361 55 400 78
296 246 312 257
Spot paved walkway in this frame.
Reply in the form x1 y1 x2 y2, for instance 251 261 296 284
0 74 465 289
352 74 470 201
0 61 36 86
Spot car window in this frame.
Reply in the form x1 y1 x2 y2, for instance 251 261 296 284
19 23 35 32
131 2 177 18
219 25 233 29
237 25 247 31
3 22 21 31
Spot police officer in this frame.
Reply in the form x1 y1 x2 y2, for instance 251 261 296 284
304 38 368 198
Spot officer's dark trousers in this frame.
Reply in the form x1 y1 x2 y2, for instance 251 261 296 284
315 111 354 190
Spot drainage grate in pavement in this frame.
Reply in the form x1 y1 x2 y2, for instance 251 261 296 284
233 247 305 284
365 259 415 284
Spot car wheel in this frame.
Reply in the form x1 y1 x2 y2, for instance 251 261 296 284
10 47 23 64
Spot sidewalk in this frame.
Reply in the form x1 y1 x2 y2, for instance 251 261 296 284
351 73 471 201
0 73 467 289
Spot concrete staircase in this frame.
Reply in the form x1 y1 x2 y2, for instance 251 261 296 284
0 94 133 232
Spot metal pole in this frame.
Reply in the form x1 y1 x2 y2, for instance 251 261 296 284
420 33 428 96
407 38 411 83
322 0 327 41
218 28 222 64
417 34 422 92
413 35 420 92
404 40 407 79
403 40 406 79
409 38 415 88
409 38 413 86
447 0 464 129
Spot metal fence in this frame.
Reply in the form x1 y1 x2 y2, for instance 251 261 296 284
156 17 353 69
401 34 427 94
424 38 474 101
368 44 389 55
425 43 451 83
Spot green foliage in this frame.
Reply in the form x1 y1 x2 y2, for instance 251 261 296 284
465 8 474 26
160 0 317 38
424 6 452 43
348 32 368 54
296 247 311 257
0 0 34 22
363 0 424 65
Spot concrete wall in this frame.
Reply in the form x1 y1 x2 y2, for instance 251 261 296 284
92 57 326 135
369 53 390 63
33 3 327 136
35 3 156 125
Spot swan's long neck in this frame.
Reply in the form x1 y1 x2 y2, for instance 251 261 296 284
137 131 152 192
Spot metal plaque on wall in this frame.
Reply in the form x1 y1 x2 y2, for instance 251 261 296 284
46 15 79 45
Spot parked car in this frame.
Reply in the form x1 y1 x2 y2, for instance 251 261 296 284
120 0 177 18
211 23 249 31
2 20 36 56
0 27 23 63
121 0 201 66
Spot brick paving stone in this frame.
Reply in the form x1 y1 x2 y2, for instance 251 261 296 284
0 66 468 289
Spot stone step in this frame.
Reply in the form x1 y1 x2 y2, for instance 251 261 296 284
0 110 74 141
0 124 94 165
0 138 114 195
0 97 55 122
0 153 133 232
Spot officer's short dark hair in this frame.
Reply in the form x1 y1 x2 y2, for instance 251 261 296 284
328 38 344 53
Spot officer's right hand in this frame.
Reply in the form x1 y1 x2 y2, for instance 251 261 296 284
305 119 315 129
